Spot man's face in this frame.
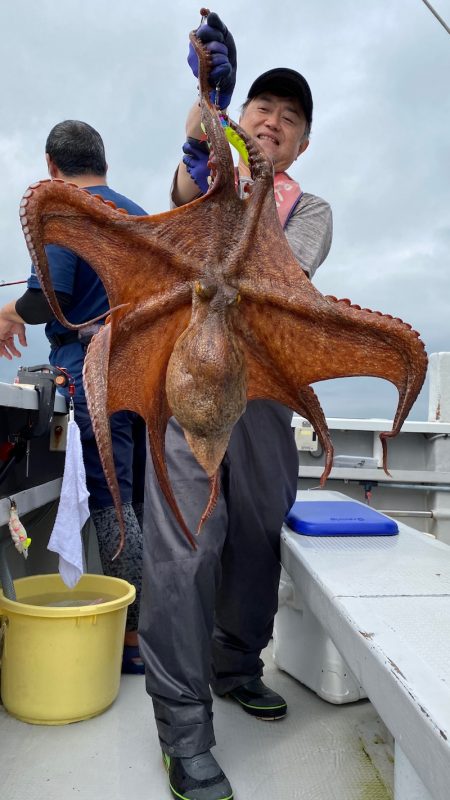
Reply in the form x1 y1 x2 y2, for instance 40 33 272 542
240 92 309 173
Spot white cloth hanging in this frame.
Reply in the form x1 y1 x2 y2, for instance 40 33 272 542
48 410 90 588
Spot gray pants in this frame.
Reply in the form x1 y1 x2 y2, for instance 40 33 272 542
139 401 298 757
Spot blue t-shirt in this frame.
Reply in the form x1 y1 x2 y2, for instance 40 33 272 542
27 184 147 340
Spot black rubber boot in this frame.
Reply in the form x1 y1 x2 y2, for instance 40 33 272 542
163 750 233 800
228 677 287 720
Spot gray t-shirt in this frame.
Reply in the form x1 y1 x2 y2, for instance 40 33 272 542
284 191 332 278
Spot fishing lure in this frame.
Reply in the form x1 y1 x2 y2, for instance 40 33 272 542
220 115 249 166
9 500 31 558
200 117 249 166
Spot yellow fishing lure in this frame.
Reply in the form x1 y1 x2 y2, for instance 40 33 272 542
201 119 249 166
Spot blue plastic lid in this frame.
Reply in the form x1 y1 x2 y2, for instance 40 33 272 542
285 501 398 536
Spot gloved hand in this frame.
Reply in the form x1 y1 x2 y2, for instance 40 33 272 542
188 11 237 109
182 137 210 194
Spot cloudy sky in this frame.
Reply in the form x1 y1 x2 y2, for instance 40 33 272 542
0 0 448 421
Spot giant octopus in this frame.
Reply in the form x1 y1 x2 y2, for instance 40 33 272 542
19 15 427 554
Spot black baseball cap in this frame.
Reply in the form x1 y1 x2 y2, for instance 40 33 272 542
246 68 313 128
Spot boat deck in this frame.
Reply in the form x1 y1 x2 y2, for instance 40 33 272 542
1 643 391 800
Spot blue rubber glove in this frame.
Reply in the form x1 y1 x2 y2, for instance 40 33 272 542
182 137 210 194
188 11 237 109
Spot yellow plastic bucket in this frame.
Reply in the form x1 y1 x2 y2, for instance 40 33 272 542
0 573 135 725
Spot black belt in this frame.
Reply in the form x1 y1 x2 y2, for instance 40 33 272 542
48 332 81 349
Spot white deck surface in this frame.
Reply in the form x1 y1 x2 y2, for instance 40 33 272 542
0 643 391 800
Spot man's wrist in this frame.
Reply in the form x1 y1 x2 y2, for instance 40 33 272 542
0 301 24 324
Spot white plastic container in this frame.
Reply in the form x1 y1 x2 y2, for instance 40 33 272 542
273 567 366 704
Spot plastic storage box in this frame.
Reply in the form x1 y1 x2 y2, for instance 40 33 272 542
274 500 397 703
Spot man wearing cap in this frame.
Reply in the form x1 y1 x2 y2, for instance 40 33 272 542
139 12 332 800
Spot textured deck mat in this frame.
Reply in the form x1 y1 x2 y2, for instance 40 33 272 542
0 644 391 799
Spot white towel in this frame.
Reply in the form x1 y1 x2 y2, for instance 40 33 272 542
48 416 90 588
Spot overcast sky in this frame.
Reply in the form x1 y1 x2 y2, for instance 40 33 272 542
0 0 448 421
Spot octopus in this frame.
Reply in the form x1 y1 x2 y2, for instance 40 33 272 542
18 17 427 554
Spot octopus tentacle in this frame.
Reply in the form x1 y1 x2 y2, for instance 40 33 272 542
190 31 236 199
20 180 222 327
83 324 126 559
83 303 197 553
197 471 221 534
105 305 197 549
242 337 334 484
238 291 427 472
289 385 334 485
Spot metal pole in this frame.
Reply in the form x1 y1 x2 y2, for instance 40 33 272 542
379 510 432 518
421 0 450 34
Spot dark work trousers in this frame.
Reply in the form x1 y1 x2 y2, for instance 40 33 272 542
74 398 146 510
138 400 299 757
74 398 146 630
51 341 146 510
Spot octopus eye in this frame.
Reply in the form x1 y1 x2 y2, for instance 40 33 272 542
235 293 241 304
194 281 214 300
